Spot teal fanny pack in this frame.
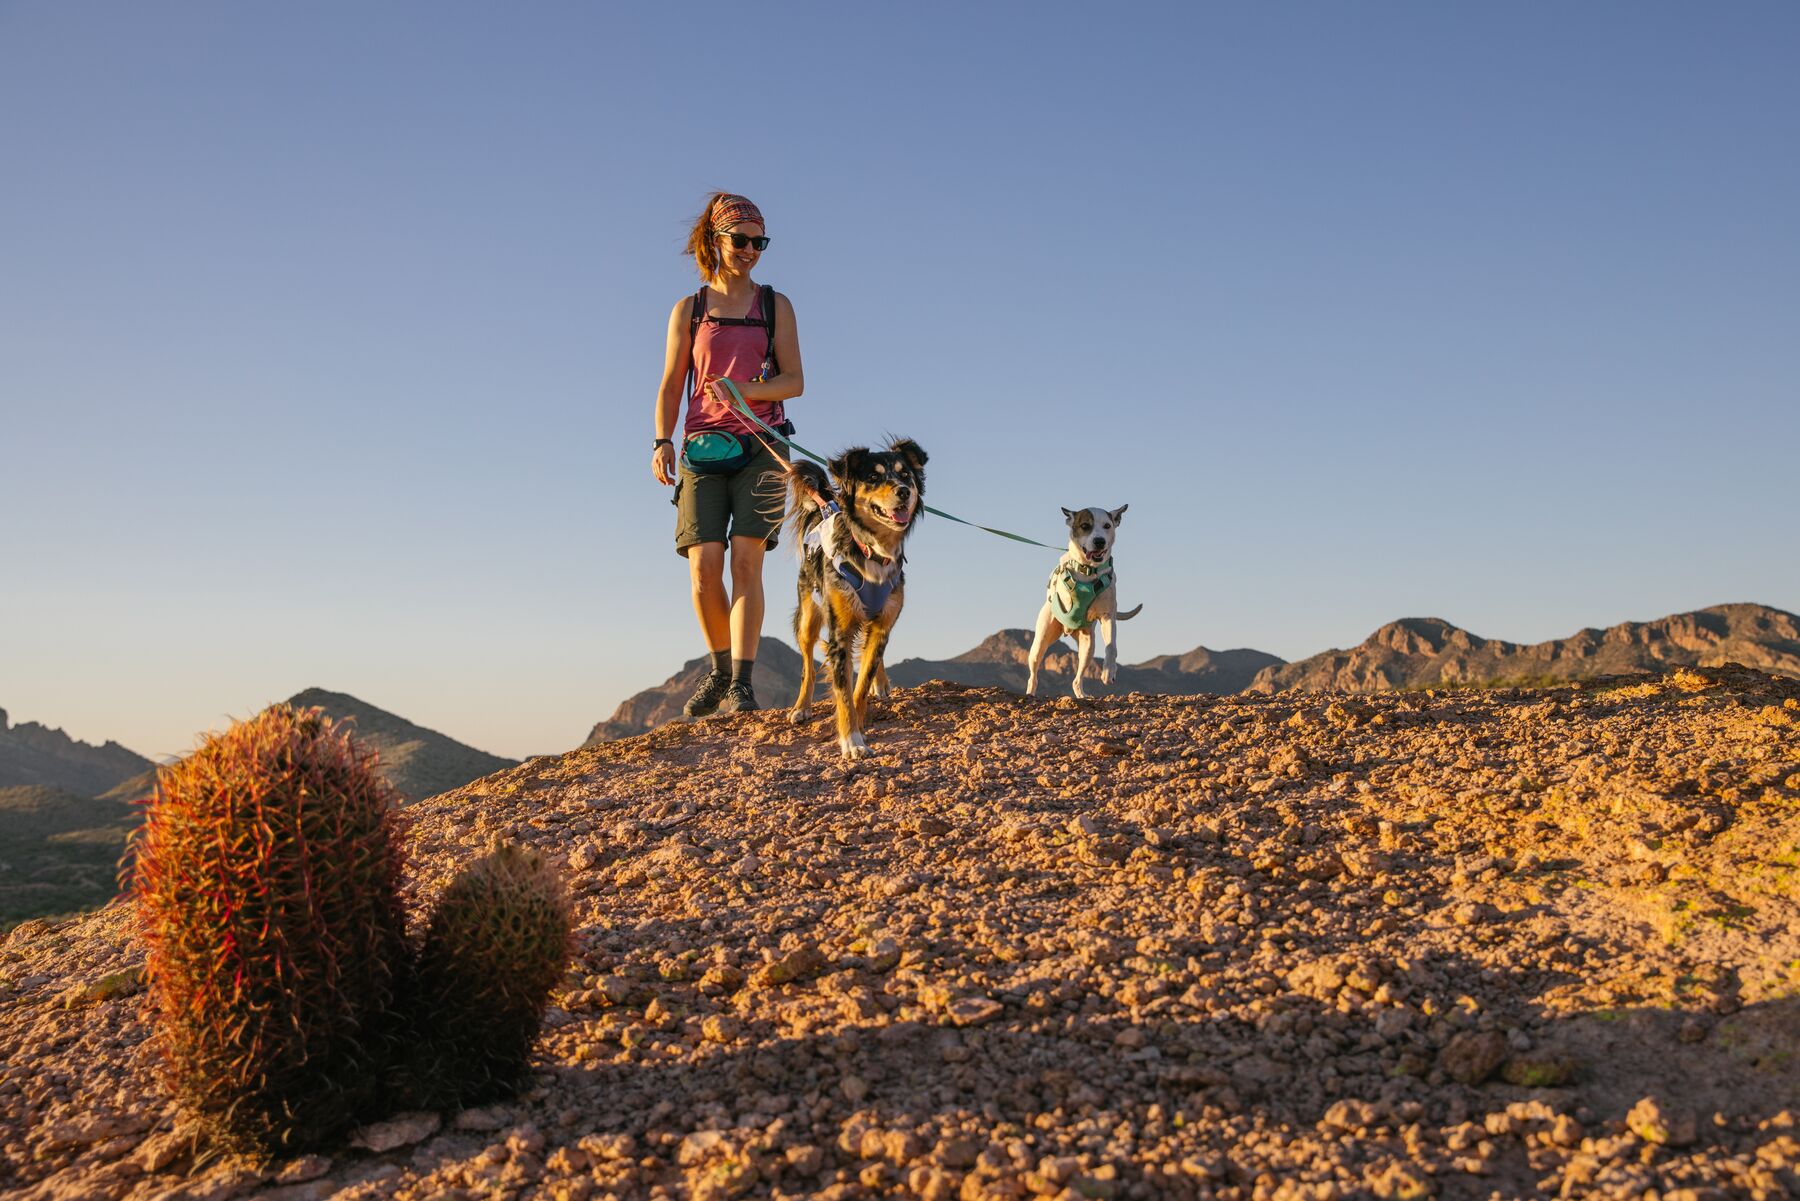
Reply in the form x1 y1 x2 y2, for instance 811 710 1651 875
681 430 753 475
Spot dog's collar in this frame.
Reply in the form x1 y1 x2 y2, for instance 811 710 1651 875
843 514 897 564
1060 550 1113 580
811 512 898 568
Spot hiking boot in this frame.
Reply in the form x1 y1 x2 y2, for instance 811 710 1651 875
682 672 731 719
718 681 759 714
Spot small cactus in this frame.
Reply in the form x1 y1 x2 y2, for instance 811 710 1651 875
401 843 574 1108
131 705 574 1156
132 705 411 1154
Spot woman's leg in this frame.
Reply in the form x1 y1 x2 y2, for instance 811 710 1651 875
687 541 731 652
680 540 735 718
727 535 766 661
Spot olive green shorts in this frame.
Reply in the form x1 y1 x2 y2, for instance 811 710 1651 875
673 441 790 555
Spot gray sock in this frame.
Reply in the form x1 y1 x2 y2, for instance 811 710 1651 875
710 649 731 677
731 658 755 685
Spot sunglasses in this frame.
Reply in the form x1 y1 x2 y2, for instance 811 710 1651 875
716 231 771 251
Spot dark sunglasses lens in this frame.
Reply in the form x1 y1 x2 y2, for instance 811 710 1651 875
719 232 770 251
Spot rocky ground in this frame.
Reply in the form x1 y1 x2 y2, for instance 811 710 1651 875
4 665 1799 1201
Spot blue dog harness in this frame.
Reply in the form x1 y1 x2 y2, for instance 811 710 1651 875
1048 553 1115 630
808 513 902 616
836 560 898 614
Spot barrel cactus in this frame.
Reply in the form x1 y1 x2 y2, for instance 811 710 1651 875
132 704 574 1156
132 704 411 1154
400 842 574 1108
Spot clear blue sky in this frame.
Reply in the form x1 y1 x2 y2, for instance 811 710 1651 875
4 3 1796 761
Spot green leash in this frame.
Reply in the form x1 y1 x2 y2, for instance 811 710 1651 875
718 380 1064 552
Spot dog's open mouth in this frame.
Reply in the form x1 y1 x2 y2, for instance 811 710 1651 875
1081 546 1108 563
869 500 914 528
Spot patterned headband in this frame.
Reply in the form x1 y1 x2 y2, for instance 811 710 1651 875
711 194 765 232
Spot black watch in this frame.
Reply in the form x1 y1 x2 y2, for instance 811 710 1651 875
652 437 673 449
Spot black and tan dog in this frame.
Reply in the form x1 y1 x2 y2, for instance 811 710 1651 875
788 439 927 760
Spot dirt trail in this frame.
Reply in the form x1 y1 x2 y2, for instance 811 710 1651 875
4 665 1799 1200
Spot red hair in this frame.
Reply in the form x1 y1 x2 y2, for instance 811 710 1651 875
683 191 764 281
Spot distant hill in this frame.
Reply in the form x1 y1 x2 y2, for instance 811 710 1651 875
0 784 136 929
582 631 1283 745
1249 603 1800 693
0 691 518 931
89 691 518 808
284 689 518 803
0 709 154 798
886 629 1281 696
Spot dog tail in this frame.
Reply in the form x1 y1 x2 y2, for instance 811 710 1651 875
786 459 831 549
1117 603 1144 621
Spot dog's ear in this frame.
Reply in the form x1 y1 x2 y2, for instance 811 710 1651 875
830 447 871 483
891 438 928 473
1110 504 1129 524
1061 507 1078 525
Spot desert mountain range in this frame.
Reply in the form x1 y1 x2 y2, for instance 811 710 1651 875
5 603 1793 929
1249 602 1800 693
584 602 1800 743
0 691 515 930
0 708 154 798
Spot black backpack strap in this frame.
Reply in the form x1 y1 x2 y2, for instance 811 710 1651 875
684 287 707 401
761 285 784 425
760 285 779 369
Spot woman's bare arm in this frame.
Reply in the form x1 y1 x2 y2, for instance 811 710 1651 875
652 297 691 485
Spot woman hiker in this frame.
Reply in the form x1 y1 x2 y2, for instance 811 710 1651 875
652 192 804 717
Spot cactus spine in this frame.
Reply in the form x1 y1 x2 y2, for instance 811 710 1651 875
132 705 572 1156
133 705 411 1154
401 843 574 1108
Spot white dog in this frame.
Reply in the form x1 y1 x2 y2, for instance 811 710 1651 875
1025 505 1143 699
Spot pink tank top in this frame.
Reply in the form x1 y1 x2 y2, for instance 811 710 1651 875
683 286 782 437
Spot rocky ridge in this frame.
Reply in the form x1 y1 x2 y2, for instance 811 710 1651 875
585 604 1800 746
583 635 1283 748
5 664 1800 1200
0 709 154 799
886 631 1281 699
1250 603 1800 695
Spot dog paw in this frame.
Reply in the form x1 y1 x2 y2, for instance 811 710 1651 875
839 733 870 761
1099 667 1116 685
789 706 812 725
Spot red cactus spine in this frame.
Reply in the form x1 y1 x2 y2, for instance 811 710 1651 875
132 705 411 1155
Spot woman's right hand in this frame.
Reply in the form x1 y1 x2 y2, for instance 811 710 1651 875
652 442 676 485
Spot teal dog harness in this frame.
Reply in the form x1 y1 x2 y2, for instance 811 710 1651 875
1048 553 1114 630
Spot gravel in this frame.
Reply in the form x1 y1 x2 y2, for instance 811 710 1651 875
2 664 1798 1200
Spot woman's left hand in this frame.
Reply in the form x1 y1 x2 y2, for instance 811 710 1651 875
705 374 737 406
